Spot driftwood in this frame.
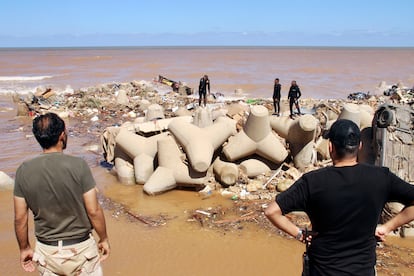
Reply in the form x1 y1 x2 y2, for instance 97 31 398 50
126 210 168 227
213 212 259 225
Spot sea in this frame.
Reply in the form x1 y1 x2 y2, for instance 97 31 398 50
1 47 414 275
1 46 414 99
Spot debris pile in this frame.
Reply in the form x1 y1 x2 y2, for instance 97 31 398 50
10 79 414 275
12 80 414 203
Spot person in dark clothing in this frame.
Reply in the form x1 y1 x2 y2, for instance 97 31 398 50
272 78 281 115
265 119 414 276
288 80 302 118
198 74 210 107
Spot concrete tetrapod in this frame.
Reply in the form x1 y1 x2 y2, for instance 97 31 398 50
143 136 208 195
114 157 135 185
287 114 318 156
145 103 165 121
168 116 237 172
223 105 288 164
240 159 271 178
115 128 169 184
212 157 239 186
337 103 374 130
270 114 319 170
193 106 213 128
337 103 361 127
316 103 374 163
289 115 318 170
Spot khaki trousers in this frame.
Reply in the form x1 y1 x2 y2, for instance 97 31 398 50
33 235 103 276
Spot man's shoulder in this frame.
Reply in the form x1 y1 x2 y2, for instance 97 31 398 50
60 154 88 165
18 153 85 168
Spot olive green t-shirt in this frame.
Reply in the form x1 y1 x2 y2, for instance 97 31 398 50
14 152 95 241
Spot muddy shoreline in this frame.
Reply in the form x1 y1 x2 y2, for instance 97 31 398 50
4 80 414 275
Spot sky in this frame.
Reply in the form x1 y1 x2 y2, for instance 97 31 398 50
0 0 413 47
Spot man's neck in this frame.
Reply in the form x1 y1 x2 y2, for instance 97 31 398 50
333 159 358 167
43 146 63 154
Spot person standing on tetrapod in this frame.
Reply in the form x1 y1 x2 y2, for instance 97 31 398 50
288 80 302 119
273 78 281 116
198 74 210 107
14 112 110 275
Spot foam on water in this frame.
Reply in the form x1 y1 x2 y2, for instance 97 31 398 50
0 75 53 82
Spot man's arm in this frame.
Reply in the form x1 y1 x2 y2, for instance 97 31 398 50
199 78 203 92
265 201 303 241
376 203 414 241
83 188 110 261
14 196 35 272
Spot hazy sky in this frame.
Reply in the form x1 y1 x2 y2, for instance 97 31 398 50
1 0 413 47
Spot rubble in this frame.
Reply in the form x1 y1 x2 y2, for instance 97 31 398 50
12 79 414 226
10 78 414 275
13 80 413 195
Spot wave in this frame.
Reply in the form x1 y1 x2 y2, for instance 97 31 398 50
0 75 53 82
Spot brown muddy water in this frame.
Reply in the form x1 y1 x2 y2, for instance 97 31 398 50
1 94 414 276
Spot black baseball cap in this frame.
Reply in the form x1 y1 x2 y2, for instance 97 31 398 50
324 119 361 148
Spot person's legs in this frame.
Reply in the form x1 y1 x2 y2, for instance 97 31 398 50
273 98 278 114
289 99 294 118
276 98 280 115
199 91 206 106
295 101 301 115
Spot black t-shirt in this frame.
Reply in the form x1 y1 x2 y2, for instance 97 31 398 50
276 163 414 276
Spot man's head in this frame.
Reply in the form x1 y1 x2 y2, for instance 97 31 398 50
326 119 361 159
275 78 279 84
32 113 67 150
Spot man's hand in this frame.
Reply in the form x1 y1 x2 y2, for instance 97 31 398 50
20 247 35 272
375 225 390 242
98 239 110 262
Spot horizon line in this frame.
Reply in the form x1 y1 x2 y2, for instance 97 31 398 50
1 45 414 50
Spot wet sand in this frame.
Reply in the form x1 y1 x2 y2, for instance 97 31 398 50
0 187 303 276
2 94 414 275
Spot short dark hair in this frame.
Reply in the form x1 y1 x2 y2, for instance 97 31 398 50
325 119 361 158
32 113 65 149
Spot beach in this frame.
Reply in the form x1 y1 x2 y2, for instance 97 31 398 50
1 47 414 275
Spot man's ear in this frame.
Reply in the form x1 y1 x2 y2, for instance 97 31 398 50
58 131 65 141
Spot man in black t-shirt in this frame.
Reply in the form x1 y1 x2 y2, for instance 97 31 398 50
265 119 414 276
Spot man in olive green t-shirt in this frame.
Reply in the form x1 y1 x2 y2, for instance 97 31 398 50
14 112 110 275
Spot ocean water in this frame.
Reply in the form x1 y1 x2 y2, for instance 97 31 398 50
0 46 413 99
2 47 414 275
